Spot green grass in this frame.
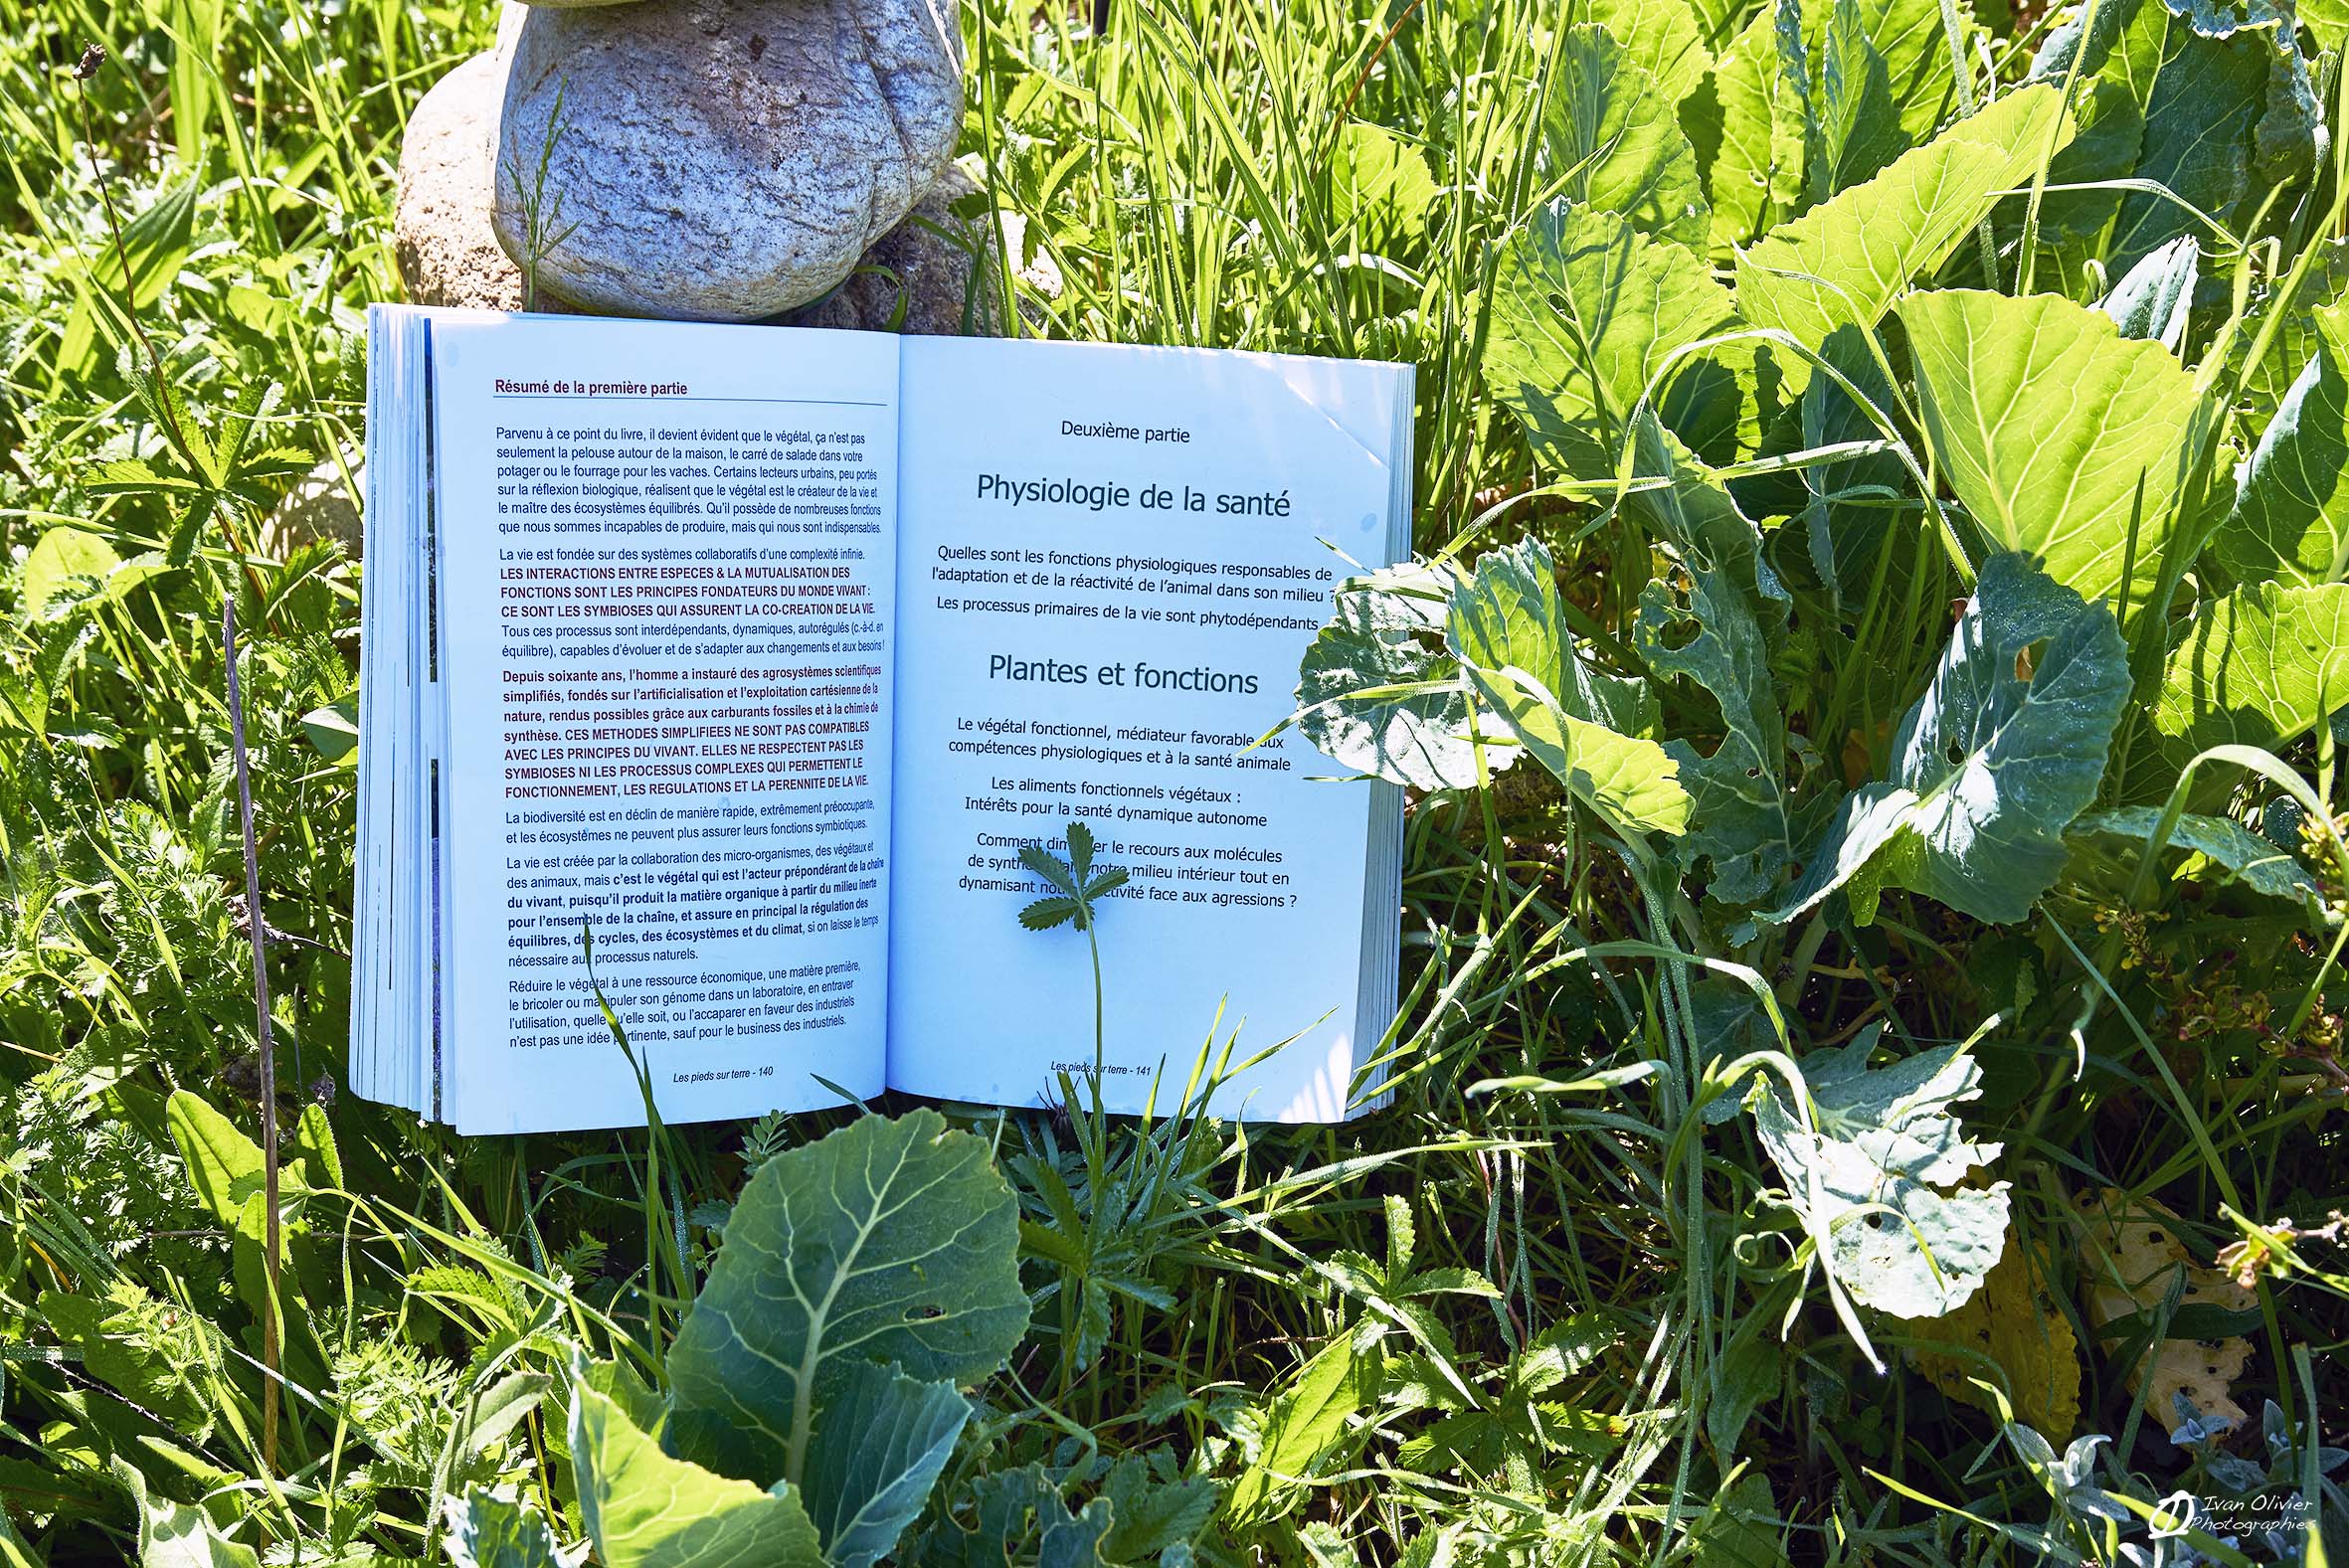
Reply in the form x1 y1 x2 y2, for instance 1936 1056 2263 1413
0 0 2346 1564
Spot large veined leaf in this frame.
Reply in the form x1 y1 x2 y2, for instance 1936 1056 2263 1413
1634 565 1806 905
1332 122 1438 253
664 1109 1026 1490
1295 562 1483 790
110 1458 262 1568
1809 0 1908 197
2234 244 2349 439
1484 200 1746 479
571 1376 825 1568
1734 84 2070 356
802 1363 973 1568
2153 582 2349 754
2209 323 2349 587
1446 538 1691 837
1897 288 2205 610
1542 25 1710 251
1708 4 1808 249
1751 1031 2012 1323
2028 0 2170 245
1767 553 2130 925
2071 806 2327 916
1585 0 1714 104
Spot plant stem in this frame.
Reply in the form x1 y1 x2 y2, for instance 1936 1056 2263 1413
223 594 279 1475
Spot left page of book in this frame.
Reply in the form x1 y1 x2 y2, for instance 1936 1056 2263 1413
418 312 899 1133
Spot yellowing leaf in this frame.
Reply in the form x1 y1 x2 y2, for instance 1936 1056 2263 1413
2074 1188 2257 1439
1907 1226 2081 1437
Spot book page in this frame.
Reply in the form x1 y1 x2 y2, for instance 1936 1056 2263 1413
425 315 898 1132
887 339 1410 1120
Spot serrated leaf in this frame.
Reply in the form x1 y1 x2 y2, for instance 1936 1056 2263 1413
1225 1334 1383 1527
1099 1455 1216 1561
1753 1034 2012 1322
2209 329 2349 587
1332 122 1438 251
1735 85 2070 356
1295 562 1481 790
803 1361 973 1568
2072 805 2327 914
1907 1227 2081 1437
1543 25 1710 250
2152 581 2349 754
569 1373 825 1568
1897 288 2204 611
1485 199 1747 480
1446 538 1691 836
1020 842 1080 897
664 1109 1027 1488
1768 553 2129 925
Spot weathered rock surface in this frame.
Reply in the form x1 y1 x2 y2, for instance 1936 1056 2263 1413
782 165 1061 334
490 0 964 322
395 53 534 311
263 456 365 560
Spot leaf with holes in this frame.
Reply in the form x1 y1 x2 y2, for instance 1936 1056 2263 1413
1766 553 2130 925
1295 562 1483 790
1751 1031 2012 1324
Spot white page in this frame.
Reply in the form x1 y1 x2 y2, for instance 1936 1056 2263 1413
424 314 898 1132
887 339 1410 1120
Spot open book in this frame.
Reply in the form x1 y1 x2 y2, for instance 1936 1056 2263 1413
353 306 1413 1132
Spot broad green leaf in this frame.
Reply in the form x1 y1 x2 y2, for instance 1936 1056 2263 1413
664 1109 1026 1487
1840 0 1964 144
1485 200 1746 480
570 1375 824 1568
2109 22 2316 272
1100 1455 1217 1562
1332 122 1438 252
1635 567 1809 904
22 527 121 621
43 1284 232 1442
1542 25 1710 251
906 1464 1122 1568
1735 84 2070 355
2235 248 2349 440
1768 553 2130 924
2152 582 2349 754
1751 1032 2012 1319
2098 236 2198 349
300 697 360 765
2209 332 2349 587
1295 562 1482 790
109 1457 262 1568
1898 288 2204 610
443 1485 586 1568
1446 538 1691 836
1810 0 1908 197
1586 0 1714 103
1709 5 1808 249
74 182 197 313
2072 806 2326 915
1225 1333 1382 1526
802 1362 972 1568
164 1088 265 1227
2027 0 2170 246
1688 1474 1794 1568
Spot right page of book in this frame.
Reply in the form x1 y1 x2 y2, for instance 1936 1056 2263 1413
887 339 1411 1120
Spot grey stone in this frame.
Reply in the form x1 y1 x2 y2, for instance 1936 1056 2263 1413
395 53 536 311
263 457 365 560
490 0 964 322
782 165 1061 335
